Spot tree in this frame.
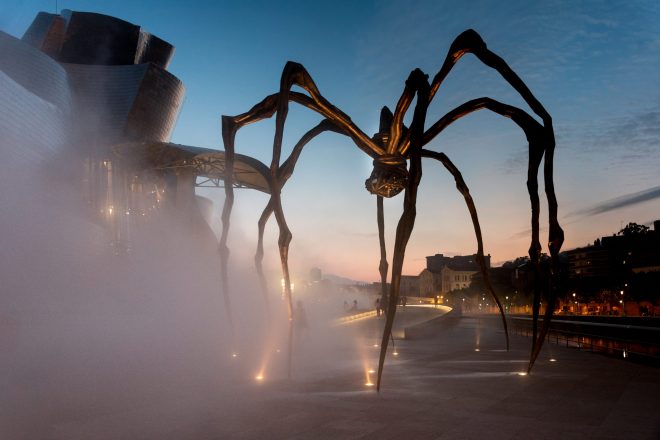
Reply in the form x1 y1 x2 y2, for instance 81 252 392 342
501 256 530 269
618 222 650 237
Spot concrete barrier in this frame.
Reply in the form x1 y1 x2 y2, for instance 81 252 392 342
404 307 460 340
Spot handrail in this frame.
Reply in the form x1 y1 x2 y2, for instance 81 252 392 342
511 316 660 333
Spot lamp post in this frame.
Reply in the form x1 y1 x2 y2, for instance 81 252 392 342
620 290 624 316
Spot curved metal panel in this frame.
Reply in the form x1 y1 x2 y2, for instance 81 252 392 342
114 141 271 194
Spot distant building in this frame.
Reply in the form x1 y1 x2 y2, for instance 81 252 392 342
566 220 660 283
566 242 610 279
399 275 420 297
561 221 660 314
419 253 489 297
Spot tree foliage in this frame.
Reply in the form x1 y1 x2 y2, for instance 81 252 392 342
617 222 650 236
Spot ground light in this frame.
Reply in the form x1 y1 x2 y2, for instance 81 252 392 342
364 368 375 387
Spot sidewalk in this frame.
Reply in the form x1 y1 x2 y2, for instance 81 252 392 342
27 315 660 439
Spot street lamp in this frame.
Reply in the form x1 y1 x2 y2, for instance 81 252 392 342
620 290 625 316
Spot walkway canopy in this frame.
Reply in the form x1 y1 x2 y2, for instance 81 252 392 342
114 141 271 193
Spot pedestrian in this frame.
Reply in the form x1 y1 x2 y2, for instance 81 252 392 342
375 297 382 317
294 300 308 337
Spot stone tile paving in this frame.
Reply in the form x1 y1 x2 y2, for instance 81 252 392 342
35 314 660 439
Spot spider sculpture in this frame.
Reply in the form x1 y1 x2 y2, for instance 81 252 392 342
220 29 564 390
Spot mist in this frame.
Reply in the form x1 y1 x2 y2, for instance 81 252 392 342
0 134 381 439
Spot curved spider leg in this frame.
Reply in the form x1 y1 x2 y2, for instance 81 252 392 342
288 91 392 308
527 141 564 371
420 148 509 351
377 196 389 309
427 31 565 348
225 77 356 374
445 34 566 335
419 97 548 363
273 63 391 378
279 120 344 180
428 30 551 128
268 190 294 378
527 137 565 372
387 71 424 154
249 119 346 380
410 31 565 314
276 62 384 158
255 199 274 319
377 69 430 391
220 94 280 354
253 120 343 319
401 36 564 360
373 107 394 307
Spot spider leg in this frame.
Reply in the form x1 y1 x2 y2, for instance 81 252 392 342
219 96 281 353
373 107 394 307
387 69 426 154
377 70 430 391
275 62 384 158
255 199 274 317
420 149 509 351
422 98 545 266
430 29 565 297
225 73 359 377
416 97 555 365
376 156 421 391
273 64 382 377
279 119 344 179
422 31 565 316
269 191 294 378
253 120 343 317
429 30 551 126
218 116 239 351
527 142 565 372
377 196 389 309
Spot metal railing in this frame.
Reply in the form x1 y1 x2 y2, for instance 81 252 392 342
510 316 660 367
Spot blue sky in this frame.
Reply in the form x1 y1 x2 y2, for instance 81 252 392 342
2 0 659 281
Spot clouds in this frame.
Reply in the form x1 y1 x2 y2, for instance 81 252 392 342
569 184 660 217
557 104 660 186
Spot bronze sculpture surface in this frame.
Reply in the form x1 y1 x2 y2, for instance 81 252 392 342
221 29 564 390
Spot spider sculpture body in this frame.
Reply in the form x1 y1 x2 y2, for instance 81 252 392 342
220 29 564 391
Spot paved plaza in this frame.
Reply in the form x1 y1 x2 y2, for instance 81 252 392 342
22 310 657 440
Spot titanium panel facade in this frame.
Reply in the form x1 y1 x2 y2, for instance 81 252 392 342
0 31 72 164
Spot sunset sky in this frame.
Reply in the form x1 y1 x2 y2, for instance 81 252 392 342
3 0 659 282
